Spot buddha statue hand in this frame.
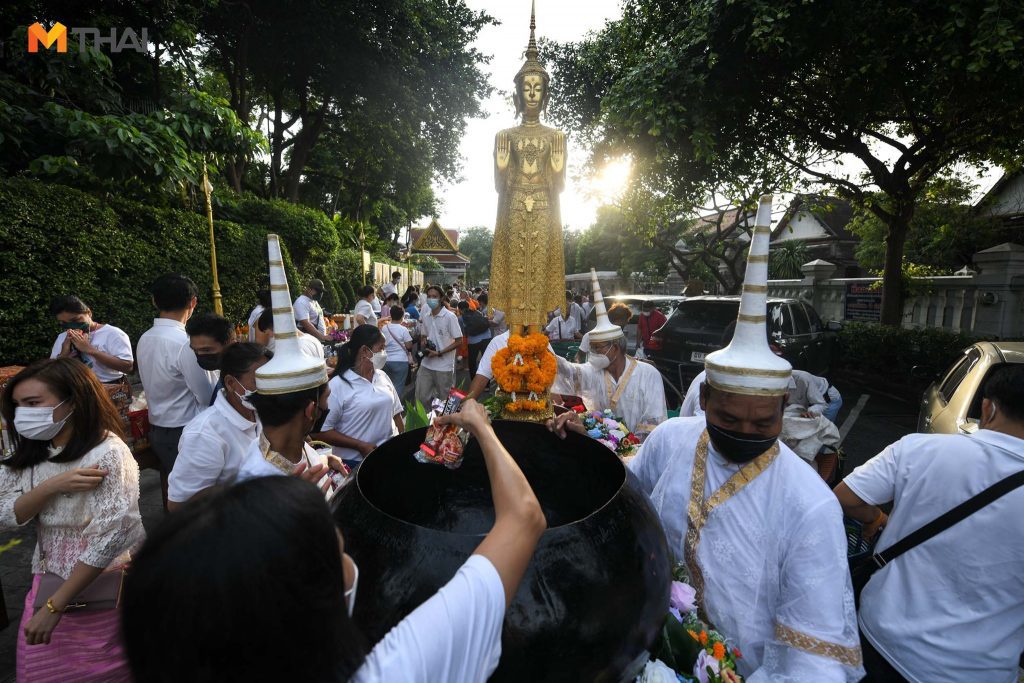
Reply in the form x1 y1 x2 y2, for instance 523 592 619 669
550 131 565 173
496 131 511 171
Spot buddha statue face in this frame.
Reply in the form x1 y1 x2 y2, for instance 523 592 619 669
515 71 549 120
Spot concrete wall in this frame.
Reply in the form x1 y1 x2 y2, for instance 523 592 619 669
766 244 1024 339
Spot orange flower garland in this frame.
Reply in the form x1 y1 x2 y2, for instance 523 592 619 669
491 333 558 413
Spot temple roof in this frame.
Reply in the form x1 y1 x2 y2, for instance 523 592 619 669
411 218 461 252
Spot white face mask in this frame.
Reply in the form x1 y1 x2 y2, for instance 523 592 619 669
229 379 257 411
344 555 359 617
371 349 388 370
14 400 72 441
588 352 611 370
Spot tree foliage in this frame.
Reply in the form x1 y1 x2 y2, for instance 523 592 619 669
548 0 1024 324
848 174 1011 271
457 226 494 284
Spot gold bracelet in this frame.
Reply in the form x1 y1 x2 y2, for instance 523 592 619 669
45 598 63 614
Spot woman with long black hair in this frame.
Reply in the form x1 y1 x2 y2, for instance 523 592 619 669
0 358 144 681
122 399 546 682
311 325 403 471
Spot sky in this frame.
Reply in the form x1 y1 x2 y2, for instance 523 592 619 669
429 0 1002 238
431 0 625 236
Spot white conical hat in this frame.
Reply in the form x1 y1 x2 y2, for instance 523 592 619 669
588 268 625 344
255 234 328 395
704 196 792 396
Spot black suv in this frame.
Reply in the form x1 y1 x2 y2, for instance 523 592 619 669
646 296 841 406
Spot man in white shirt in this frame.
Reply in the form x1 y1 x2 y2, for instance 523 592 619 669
49 294 133 383
416 285 463 407
627 198 862 681
545 309 580 342
381 271 402 298
168 343 270 510
294 279 330 342
834 363 1024 683
137 274 216 476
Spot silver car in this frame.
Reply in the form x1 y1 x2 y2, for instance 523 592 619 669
917 341 1024 434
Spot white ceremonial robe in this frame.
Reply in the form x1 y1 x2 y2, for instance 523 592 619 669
629 417 863 682
553 356 667 431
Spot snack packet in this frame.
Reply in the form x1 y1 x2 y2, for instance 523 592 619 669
415 388 469 469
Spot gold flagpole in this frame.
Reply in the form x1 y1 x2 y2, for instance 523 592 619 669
202 159 224 316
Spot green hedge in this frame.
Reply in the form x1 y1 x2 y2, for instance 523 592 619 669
834 321 992 394
0 178 361 365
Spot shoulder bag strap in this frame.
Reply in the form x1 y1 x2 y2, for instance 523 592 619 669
873 468 1024 568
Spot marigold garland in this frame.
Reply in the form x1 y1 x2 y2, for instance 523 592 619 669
492 333 557 413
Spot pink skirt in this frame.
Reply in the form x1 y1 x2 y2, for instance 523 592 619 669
16 573 132 682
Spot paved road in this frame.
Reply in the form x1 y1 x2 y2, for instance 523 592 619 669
0 376 918 678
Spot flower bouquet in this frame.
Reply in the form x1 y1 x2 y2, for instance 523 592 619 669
638 564 744 683
490 333 557 420
573 407 642 458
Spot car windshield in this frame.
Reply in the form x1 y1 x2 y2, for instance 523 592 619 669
668 301 739 335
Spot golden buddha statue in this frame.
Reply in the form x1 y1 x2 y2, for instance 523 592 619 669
489 1 566 336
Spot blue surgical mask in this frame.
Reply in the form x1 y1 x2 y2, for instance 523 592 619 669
427 298 440 310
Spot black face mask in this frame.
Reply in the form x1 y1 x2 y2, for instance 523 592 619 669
311 405 330 434
706 422 778 464
195 353 221 371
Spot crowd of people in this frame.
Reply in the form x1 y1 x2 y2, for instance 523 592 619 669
0 249 1021 683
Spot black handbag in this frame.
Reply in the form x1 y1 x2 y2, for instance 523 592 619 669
852 468 1024 607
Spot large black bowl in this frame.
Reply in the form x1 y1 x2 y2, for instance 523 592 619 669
331 420 670 682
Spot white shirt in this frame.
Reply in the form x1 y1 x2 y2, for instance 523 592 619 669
355 299 378 326
50 324 133 383
680 370 706 417
845 430 1024 683
681 370 828 418
788 370 829 415
553 355 668 431
420 307 463 372
476 331 555 380
371 297 382 315
168 392 259 503
294 294 326 335
137 318 217 428
382 323 413 362
555 302 585 330
352 554 505 683
545 316 579 342
382 282 399 297
488 308 508 336
236 432 333 495
321 370 402 462
0 434 143 578
629 417 863 682
247 305 264 341
267 332 325 360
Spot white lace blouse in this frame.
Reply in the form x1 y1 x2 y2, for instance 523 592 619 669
0 433 145 578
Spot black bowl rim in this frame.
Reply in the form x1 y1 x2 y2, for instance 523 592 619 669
348 421 629 536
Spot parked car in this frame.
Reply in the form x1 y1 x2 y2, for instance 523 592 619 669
646 296 841 405
916 341 1024 434
582 294 685 354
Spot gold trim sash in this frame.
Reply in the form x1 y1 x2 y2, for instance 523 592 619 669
604 357 638 414
685 430 779 622
774 623 862 667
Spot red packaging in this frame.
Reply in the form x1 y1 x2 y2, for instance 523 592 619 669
415 388 468 469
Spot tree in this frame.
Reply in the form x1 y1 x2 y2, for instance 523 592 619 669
848 174 1011 272
548 0 1024 325
457 226 494 284
196 0 493 203
769 241 809 280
